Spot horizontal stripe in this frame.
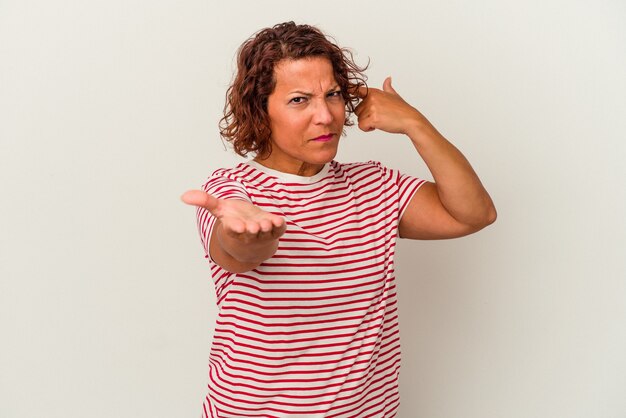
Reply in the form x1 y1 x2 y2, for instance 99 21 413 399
195 160 424 417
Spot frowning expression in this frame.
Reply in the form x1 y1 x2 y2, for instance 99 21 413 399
258 57 346 176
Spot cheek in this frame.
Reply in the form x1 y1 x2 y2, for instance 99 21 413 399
334 107 346 124
271 114 307 140
271 114 292 132
329 100 346 120
290 114 310 132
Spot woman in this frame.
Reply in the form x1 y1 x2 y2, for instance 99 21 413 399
182 22 496 418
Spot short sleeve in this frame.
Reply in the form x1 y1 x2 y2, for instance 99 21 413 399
395 169 427 220
195 175 252 260
370 161 427 222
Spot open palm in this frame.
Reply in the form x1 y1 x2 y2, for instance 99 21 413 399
181 190 286 241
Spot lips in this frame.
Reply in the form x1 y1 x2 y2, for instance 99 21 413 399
312 134 334 142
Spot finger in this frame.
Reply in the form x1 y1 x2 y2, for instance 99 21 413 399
270 215 285 229
221 218 246 235
258 218 273 233
382 77 397 95
357 111 375 131
358 117 375 132
244 220 261 235
180 190 219 212
355 85 368 99
354 102 364 117
271 221 287 239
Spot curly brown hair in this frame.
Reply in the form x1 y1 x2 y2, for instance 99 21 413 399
219 21 368 158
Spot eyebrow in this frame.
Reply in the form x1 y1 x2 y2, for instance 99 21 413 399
288 85 340 96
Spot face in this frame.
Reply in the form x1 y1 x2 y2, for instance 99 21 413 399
257 57 346 176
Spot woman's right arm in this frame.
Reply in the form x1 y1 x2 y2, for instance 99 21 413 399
181 190 286 273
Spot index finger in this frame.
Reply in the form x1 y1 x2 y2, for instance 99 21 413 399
354 85 369 99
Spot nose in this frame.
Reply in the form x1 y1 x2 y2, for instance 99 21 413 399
312 99 333 125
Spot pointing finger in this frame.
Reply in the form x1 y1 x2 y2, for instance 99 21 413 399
354 102 364 117
355 85 369 99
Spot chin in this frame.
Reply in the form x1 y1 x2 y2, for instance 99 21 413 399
311 149 338 165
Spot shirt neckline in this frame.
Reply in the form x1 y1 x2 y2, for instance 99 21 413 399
246 160 332 184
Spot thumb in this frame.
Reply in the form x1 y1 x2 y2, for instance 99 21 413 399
382 76 397 94
180 190 219 212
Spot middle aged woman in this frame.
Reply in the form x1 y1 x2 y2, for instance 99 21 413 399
182 21 496 418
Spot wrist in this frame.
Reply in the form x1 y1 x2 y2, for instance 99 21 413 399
231 242 278 264
405 118 442 146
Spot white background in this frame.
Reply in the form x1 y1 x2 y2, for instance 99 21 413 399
1 0 625 417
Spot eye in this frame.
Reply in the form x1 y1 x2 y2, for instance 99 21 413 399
326 90 343 101
327 90 342 98
289 96 307 104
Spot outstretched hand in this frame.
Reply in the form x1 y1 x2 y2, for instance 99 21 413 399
181 190 286 242
354 77 434 135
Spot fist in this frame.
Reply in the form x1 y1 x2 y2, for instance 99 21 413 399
354 77 431 135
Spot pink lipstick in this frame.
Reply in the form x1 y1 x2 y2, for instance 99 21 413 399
312 134 334 142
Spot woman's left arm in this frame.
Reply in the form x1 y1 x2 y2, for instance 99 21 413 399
354 77 497 239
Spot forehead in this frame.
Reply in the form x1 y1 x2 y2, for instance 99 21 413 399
272 57 337 91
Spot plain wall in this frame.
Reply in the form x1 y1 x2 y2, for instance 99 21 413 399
1 0 624 417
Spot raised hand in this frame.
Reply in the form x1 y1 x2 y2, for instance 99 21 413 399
353 77 497 239
354 77 436 136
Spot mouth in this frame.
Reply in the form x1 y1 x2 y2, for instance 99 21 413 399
311 133 335 142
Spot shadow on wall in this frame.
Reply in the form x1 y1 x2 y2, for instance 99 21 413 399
395 233 502 414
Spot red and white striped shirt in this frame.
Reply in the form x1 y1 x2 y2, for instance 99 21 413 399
195 160 425 418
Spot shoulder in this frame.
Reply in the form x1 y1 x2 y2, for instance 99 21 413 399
201 163 254 199
204 163 253 184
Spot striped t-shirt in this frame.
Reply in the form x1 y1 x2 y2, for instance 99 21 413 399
195 160 425 418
